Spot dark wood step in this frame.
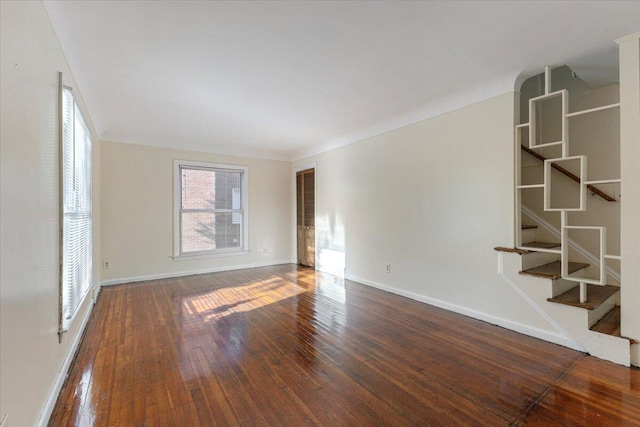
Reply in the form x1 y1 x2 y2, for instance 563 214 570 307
520 261 588 280
522 224 538 230
494 242 560 255
521 241 561 249
494 246 529 255
548 284 619 310
591 306 621 337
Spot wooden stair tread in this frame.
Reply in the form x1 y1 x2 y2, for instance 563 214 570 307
590 306 621 337
494 242 560 255
522 241 561 249
520 261 588 280
547 284 619 310
494 246 529 255
521 225 538 230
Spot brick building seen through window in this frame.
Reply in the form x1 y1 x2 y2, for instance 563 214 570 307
180 166 243 253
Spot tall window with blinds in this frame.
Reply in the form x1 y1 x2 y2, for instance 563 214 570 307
174 161 248 258
60 82 93 333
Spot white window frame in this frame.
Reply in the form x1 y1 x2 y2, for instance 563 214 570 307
173 160 249 260
231 187 241 224
59 73 93 335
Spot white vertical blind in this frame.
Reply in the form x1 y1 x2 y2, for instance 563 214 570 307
60 86 92 332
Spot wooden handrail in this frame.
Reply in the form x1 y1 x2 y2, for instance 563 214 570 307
520 145 615 202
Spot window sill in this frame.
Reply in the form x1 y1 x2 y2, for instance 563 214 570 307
172 250 249 262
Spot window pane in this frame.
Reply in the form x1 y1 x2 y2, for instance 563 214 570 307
60 86 92 331
181 212 241 253
232 188 241 224
181 168 242 210
181 168 214 209
213 171 242 209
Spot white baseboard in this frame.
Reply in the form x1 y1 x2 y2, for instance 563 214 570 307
345 273 580 351
36 297 95 427
101 260 296 286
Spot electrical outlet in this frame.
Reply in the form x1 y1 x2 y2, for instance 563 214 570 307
262 247 268 255
385 264 391 274
614 189 622 201
103 261 111 269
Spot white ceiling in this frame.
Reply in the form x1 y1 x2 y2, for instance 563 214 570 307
44 1 639 161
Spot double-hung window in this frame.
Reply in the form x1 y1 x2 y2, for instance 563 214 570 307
60 82 93 333
174 161 248 258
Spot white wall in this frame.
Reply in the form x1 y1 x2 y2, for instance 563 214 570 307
617 34 640 364
100 141 293 283
0 2 101 426
292 92 563 339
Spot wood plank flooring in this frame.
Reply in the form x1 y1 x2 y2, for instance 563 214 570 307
49 264 640 426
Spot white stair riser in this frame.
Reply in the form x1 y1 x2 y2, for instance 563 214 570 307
521 229 536 244
552 279 579 298
499 252 630 366
521 251 560 271
588 293 618 328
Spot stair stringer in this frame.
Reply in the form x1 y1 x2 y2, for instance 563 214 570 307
498 251 630 366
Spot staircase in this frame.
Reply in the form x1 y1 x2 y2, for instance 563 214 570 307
496 64 637 366
496 225 632 366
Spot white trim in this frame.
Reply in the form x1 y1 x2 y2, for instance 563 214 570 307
344 272 581 351
544 65 551 95
515 122 522 246
584 179 621 185
101 260 295 286
517 184 544 189
173 159 249 258
615 32 640 44
522 205 621 283
293 161 317 173
36 291 96 427
172 250 249 261
566 103 620 118
517 246 561 254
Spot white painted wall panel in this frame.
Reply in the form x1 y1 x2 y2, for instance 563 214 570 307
100 141 293 283
617 34 640 355
293 92 557 336
0 2 101 425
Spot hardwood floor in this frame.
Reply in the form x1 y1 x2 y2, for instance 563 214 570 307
49 264 640 426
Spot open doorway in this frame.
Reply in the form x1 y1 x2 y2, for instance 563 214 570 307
296 168 315 267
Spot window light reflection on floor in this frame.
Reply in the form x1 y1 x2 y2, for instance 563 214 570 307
181 276 306 322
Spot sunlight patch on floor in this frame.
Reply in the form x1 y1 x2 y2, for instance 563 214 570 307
181 275 306 321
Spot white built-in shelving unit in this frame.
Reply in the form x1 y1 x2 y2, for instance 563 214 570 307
515 66 622 303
